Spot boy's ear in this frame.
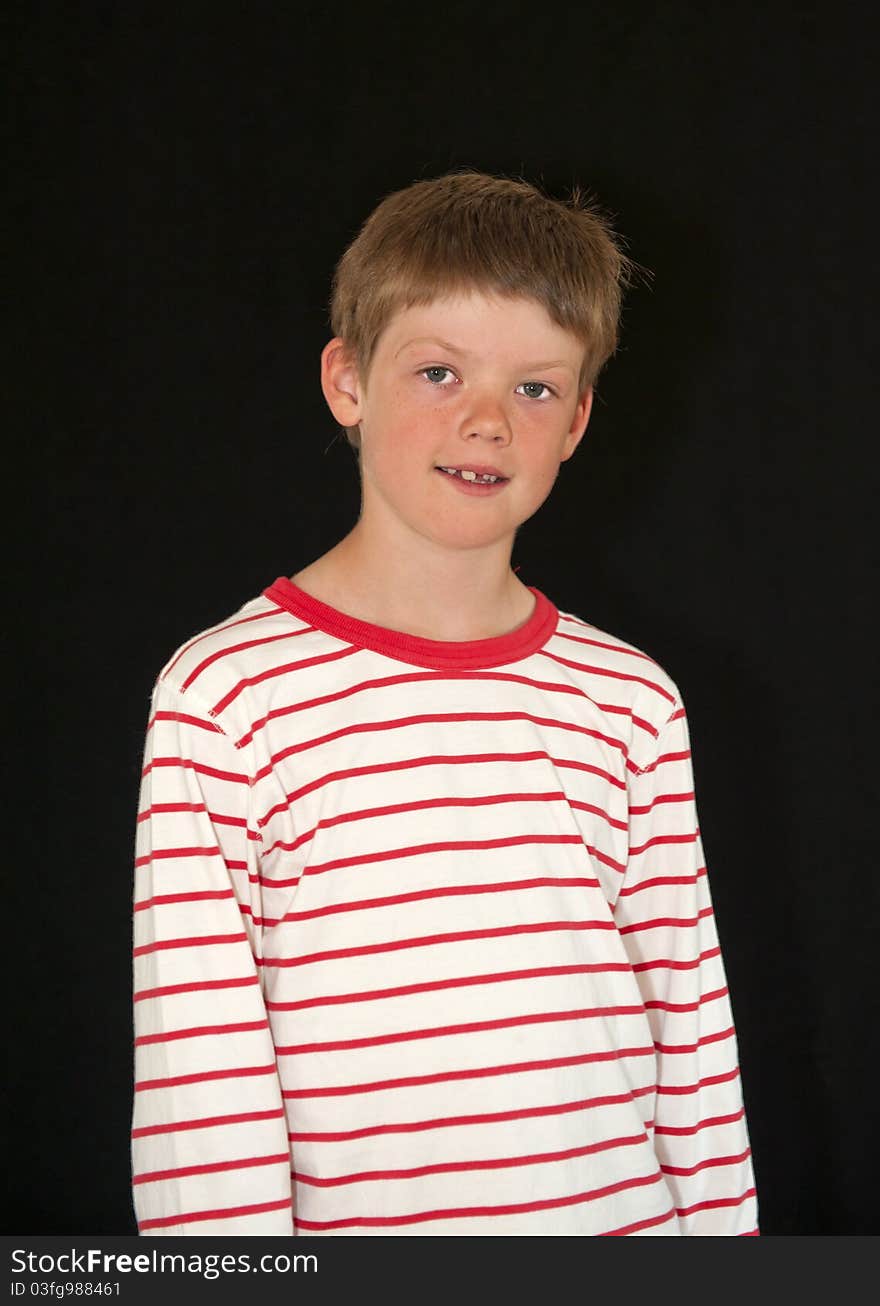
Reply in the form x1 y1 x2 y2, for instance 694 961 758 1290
561 386 593 462
321 339 364 427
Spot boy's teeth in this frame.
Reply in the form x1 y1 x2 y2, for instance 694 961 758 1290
439 467 500 483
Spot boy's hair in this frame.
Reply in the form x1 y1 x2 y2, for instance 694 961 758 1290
329 169 634 454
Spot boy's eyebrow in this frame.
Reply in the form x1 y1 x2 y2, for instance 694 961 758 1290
395 336 463 357
395 336 575 371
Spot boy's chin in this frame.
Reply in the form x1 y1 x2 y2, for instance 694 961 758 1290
426 520 520 554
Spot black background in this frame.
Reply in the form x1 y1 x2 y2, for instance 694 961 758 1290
7 2 877 1235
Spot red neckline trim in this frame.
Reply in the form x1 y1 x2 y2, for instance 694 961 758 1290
263 577 559 670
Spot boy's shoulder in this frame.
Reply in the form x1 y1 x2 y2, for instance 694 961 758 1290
153 583 311 718
552 602 680 698
549 602 683 760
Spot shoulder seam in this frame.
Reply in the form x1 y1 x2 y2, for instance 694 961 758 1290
631 700 686 775
151 678 255 764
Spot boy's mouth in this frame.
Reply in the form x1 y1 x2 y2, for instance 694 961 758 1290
435 465 509 485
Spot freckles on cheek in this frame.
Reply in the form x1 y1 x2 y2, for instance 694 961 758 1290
388 386 423 430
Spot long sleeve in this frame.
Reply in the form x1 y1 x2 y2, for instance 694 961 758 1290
612 700 759 1235
131 679 294 1235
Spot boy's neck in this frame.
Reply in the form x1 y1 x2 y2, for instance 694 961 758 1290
291 523 535 643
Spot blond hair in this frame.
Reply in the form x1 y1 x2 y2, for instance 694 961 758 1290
329 169 634 453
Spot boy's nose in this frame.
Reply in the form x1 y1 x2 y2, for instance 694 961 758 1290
460 395 513 444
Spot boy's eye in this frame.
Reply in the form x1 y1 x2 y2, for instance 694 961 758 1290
422 366 455 385
517 381 554 400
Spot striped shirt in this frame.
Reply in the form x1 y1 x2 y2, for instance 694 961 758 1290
131 577 758 1236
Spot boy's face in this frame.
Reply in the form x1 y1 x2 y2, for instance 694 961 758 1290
321 291 593 558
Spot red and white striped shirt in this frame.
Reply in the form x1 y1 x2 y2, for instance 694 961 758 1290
131 577 758 1236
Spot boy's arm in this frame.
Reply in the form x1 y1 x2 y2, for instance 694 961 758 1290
612 700 759 1236
131 680 294 1236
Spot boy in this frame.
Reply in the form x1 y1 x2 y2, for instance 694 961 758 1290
132 170 758 1235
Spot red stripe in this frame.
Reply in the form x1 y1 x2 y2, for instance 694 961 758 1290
582 843 625 873
135 1064 278 1092
296 832 596 881
628 831 699 858
634 947 721 976
272 877 602 926
132 1107 286 1139
628 712 660 742
601 1209 678 1236
259 918 617 970
134 889 236 912
661 1146 752 1178
275 1004 648 1056
618 914 700 936
571 797 628 831
262 791 626 858
259 750 627 826
654 1025 735 1055
137 801 208 822
149 710 224 735
617 874 698 899
134 844 223 868
284 1044 655 1100
638 748 692 777
136 851 246 872
134 975 259 1003
557 621 657 663
656 1067 741 1097
260 708 627 777
138 1196 291 1231
236 667 619 747
293 1170 664 1231
142 756 248 784
265 960 636 1013
136 804 249 829
653 1107 745 1137
133 931 248 957
214 811 250 829
135 1019 268 1047
676 1187 757 1218
134 1151 290 1185
645 982 728 1013
292 1133 646 1187
628 791 694 815
290 1085 655 1143
212 645 359 715
181 627 316 692
261 792 620 858
162 602 285 678
541 649 677 703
